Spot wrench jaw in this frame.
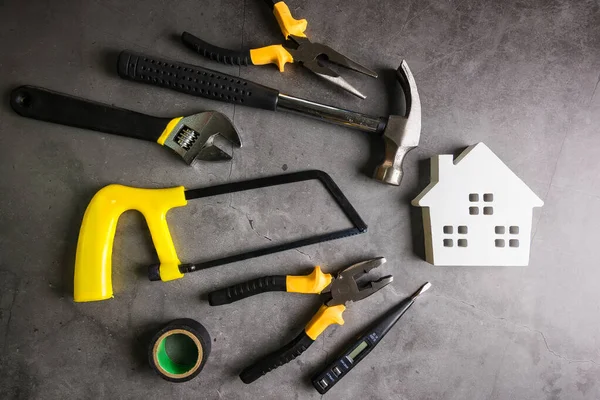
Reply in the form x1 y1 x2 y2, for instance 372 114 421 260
163 111 242 164
373 60 422 186
196 132 239 161
326 257 392 306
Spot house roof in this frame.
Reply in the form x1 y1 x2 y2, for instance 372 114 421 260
412 142 544 208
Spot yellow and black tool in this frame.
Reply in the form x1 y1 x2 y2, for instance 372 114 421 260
72 170 367 303
181 0 377 99
207 257 393 384
10 86 241 164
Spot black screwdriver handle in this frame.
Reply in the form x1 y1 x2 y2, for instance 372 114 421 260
10 86 170 142
240 331 315 384
117 50 280 111
182 32 252 66
208 276 287 306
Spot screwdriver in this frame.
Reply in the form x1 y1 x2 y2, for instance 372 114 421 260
311 282 431 394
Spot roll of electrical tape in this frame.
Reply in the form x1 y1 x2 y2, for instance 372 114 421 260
148 318 211 382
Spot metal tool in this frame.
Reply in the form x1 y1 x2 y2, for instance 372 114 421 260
74 170 367 302
312 282 431 394
207 257 392 384
181 0 376 98
10 86 241 164
118 51 421 186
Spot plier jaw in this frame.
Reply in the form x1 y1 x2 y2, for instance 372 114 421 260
284 36 378 99
326 257 393 306
286 36 378 78
181 1 376 98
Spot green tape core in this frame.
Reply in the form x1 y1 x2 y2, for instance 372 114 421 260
156 333 199 375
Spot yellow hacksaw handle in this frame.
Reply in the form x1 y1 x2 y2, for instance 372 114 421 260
73 184 187 302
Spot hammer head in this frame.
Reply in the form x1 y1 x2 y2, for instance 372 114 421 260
373 61 421 186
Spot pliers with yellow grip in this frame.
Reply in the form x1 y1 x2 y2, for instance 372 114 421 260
207 257 392 384
181 0 377 99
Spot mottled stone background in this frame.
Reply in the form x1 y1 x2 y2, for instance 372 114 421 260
1 0 599 399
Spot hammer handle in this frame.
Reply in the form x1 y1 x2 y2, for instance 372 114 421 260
117 51 387 135
118 50 280 111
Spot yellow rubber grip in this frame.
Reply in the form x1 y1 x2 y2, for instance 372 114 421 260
73 185 187 302
273 1 307 39
156 117 183 145
250 45 294 72
305 304 346 340
286 266 332 294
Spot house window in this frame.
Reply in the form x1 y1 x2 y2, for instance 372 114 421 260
495 225 520 248
443 225 468 247
469 193 494 215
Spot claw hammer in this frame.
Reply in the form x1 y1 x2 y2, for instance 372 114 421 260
118 52 421 186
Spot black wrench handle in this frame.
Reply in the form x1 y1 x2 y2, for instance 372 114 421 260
117 50 280 111
10 86 170 142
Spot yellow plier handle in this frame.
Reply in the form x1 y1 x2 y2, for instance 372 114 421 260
209 264 345 384
208 266 332 305
250 0 308 71
239 257 391 384
305 303 346 339
182 1 306 73
249 45 294 72
239 302 346 384
182 31 295 72
271 1 307 39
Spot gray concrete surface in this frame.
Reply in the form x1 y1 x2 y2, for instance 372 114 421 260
1 0 599 399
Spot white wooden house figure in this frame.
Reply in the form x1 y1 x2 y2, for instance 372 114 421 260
411 143 543 266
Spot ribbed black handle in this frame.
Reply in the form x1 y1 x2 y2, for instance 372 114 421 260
117 50 279 111
208 276 287 306
182 32 251 66
240 331 315 384
10 85 170 142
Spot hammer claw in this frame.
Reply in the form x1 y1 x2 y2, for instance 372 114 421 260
373 60 421 186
